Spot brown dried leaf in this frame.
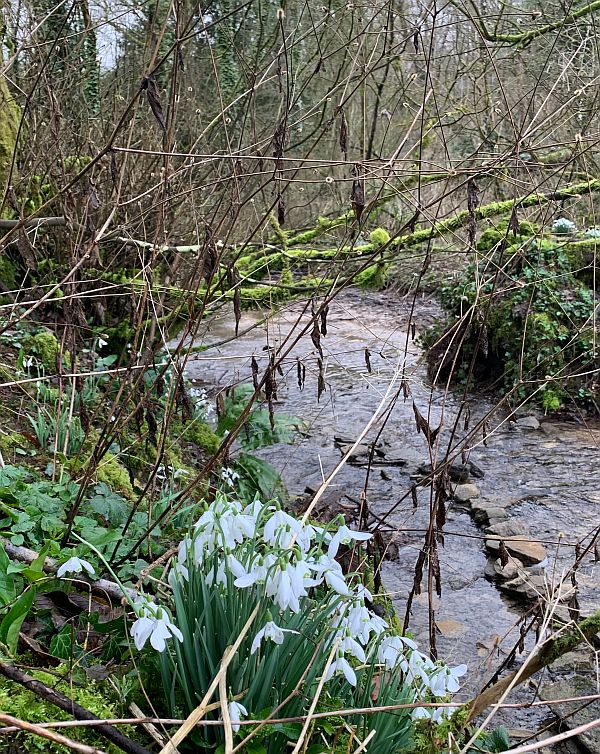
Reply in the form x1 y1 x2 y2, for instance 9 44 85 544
142 75 166 131
277 193 285 226
320 304 329 336
145 407 158 447
364 348 372 373
251 356 259 390
339 109 348 159
297 358 305 390
412 402 441 447
317 358 326 401
411 482 418 509
508 207 520 237
311 317 323 356
350 164 365 221
17 228 37 270
499 540 510 567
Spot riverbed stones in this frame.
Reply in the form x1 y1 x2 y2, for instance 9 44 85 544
484 555 524 581
541 649 600 754
485 535 547 565
470 500 509 525
516 415 540 430
453 483 480 502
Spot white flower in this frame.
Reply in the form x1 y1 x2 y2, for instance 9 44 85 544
312 554 350 596
328 525 371 559
130 598 184 652
264 509 307 549
376 635 417 671
228 701 247 733
56 557 96 578
324 655 357 686
250 620 299 654
221 467 240 488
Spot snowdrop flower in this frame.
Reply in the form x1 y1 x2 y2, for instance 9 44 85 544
228 701 247 733
96 337 108 348
250 620 299 654
221 467 240 488
328 525 372 559
339 634 366 663
311 554 350 596
130 598 183 652
377 635 418 671
264 509 307 549
344 602 388 645
57 557 96 578
429 664 467 696
324 654 357 686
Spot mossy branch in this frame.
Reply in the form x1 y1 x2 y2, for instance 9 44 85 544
467 609 600 721
468 0 600 45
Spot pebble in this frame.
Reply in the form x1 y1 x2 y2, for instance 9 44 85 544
485 535 547 565
453 483 480 502
516 415 540 430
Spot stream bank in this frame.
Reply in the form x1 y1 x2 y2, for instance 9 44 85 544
183 288 600 746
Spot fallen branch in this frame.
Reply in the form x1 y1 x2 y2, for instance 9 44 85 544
467 609 600 721
0 712 107 754
3 542 136 603
0 663 151 754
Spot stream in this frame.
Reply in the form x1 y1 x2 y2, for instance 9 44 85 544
183 289 600 741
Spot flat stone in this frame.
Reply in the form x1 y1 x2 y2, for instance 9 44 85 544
485 535 547 565
486 521 529 537
541 668 600 754
453 483 480 502
499 573 546 600
470 501 509 525
435 618 467 638
484 556 524 581
516 415 540 430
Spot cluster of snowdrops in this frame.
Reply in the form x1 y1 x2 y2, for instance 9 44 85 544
62 493 467 752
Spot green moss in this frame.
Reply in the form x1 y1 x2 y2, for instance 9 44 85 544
0 254 17 289
183 420 221 454
0 665 137 754
22 330 64 372
96 451 134 498
369 227 390 246
355 263 388 289
0 431 27 455
0 69 19 202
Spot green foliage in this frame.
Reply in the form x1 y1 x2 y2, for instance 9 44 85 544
551 217 577 235
21 329 66 372
432 232 598 410
218 383 302 450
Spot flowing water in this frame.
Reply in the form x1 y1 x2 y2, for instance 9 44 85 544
183 289 600 736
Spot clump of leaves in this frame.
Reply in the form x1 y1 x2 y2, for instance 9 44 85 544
427 232 598 411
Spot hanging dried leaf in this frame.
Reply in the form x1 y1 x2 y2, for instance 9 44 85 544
297 358 305 390
145 406 158 447
463 402 471 431
518 621 527 653
413 28 419 53
320 304 329 336
251 356 259 390
86 180 100 211
339 109 348 159
594 544 599 563
203 225 219 284
141 75 166 132
17 228 37 270
364 348 372 373
482 420 489 447
508 207 520 237
216 392 225 420
467 179 479 214
411 483 418 509
412 402 441 447
277 193 285 226
317 358 326 401
311 317 323 357
110 150 118 190
350 164 365 221
402 379 410 400
273 119 286 170
410 321 416 340
499 540 510 567
431 548 442 597
413 548 426 595
176 376 193 422
480 323 489 359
